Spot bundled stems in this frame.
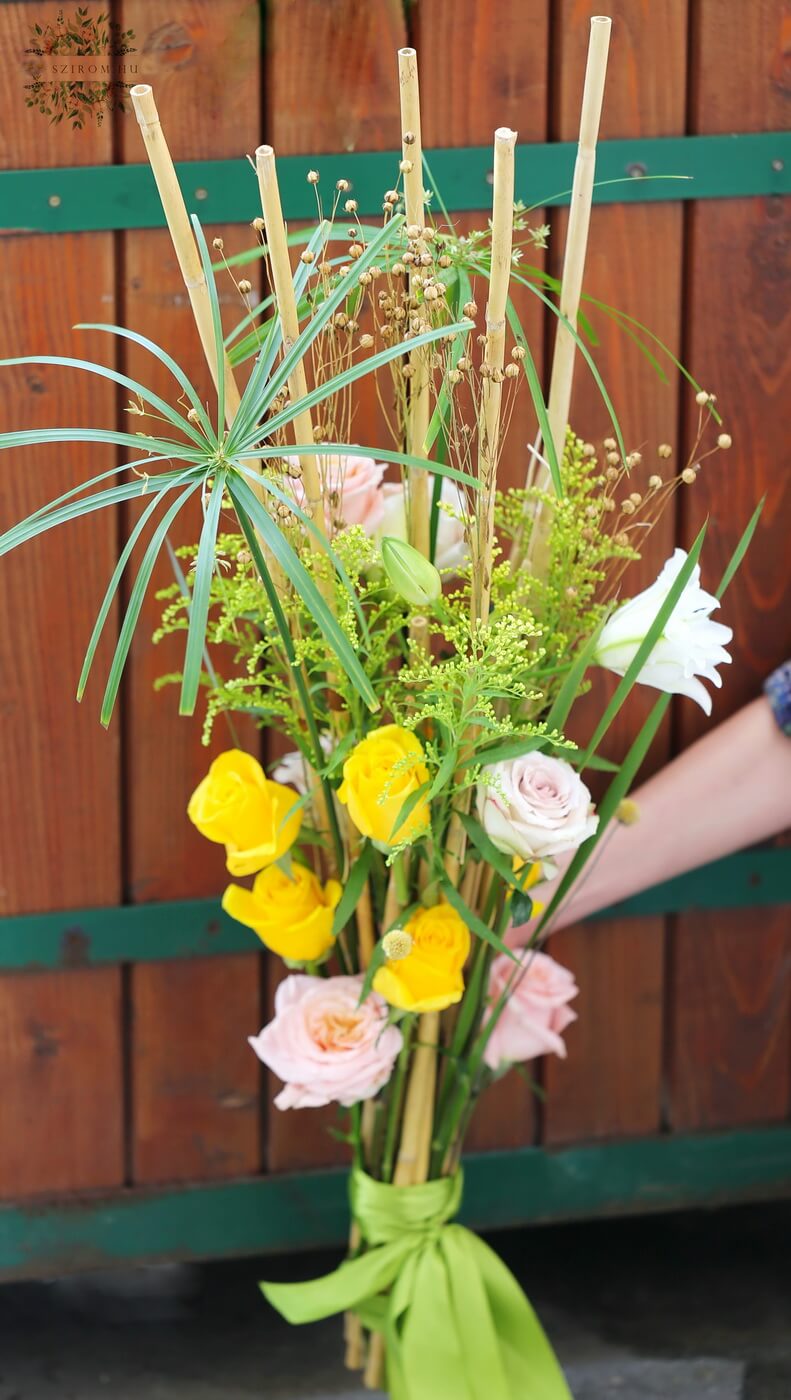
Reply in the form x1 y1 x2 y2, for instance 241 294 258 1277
519 15 611 579
397 48 431 561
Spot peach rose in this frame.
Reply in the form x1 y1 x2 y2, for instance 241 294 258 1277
248 974 402 1109
289 452 387 535
483 951 578 1070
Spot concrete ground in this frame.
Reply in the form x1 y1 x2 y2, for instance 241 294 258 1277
0 1199 789 1398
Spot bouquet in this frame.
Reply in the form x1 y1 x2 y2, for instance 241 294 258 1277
0 20 760 1400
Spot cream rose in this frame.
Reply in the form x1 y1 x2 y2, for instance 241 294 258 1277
476 753 598 862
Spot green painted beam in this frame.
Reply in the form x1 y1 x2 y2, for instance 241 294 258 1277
0 847 788 972
2 132 788 235
1 1127 790 1279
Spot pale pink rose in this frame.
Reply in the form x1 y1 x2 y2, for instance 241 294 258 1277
248 974 402 1110
476 753 598 862
288 452 387 535
483 951 579 1071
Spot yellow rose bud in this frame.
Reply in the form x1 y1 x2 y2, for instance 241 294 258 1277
373 902 470 1013
223 864 341 963
337 725 430 846
187 749 301 876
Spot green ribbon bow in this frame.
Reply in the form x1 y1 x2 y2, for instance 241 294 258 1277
261 1168 572 1400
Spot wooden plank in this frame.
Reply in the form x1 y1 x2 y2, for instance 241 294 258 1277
668 0 791 1130
416 0 551 1151
543 0 688 1145
264 0 407 1171
0 2 124 1196
118 0 262 1183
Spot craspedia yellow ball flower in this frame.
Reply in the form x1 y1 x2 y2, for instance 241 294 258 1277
222 864 341 963
187 749 301 876
337 725 430 846
373 902 470 1013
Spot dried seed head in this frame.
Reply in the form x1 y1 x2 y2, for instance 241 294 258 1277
476 333 487 347
349 243 363 259
435 281 447 296
402 250 416 265
336 177 350 192
626 451 642 467
582 442 596 457
616 531 630 547
695 389 710 406
237 549 251 565
581 526 595 541
392 261 406 276
602 497 616 512
682 466 697 484
606 451 620 466
603 437 617 451
605 466 619 481
384 189 399 204
358 270 373 286
334 312 348 328
480 363 492 378
212 237 224 250
648 474 663 489
565 586 578 599
344 198 358 213
424 284 440 301
399 158 414 174
629 492 642 506
285 458 303 476
511 345 526 361
358 333 374 349
238 278 252 294
491 366 505 383
457 356 471 371
338 265 350 277
346 319 359 333
187 407 201 424
717 432 732 449
252 216 265 233
406 223 421 240
586 504 598 518
463 300 478 317
448 368 462 385
403 130 416 145
300 250 314 265
401 364 414 379
438 253 452 268
658 443 673 459
307 169 319 184
620 499 636 515
505 362 520 378
419 251 433 267
382 928 413 961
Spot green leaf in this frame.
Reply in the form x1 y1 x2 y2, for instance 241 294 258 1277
459 732 547 768
439 875 518 962
242 440 480 493
544 613 609 733
101 483 199 727
510 888 534 925
0 470 192 557
179 473 226 716
0 426 205 461
716 495 765 600
505 295 561 498
190 216 226 435
0 354 207 451
227 475 379 712
332 841 375 938
75 322 217 442
388 780 431 843
580 521 708 769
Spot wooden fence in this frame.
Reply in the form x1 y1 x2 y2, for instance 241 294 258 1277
0 0 789 1268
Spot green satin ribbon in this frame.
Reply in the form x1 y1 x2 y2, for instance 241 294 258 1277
261 1168 572 1400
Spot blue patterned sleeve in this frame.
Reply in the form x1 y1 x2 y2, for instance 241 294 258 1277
763 659 791 736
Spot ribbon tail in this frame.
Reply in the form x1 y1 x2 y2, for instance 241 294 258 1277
260 1238 409 1326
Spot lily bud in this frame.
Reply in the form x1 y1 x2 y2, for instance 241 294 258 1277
381 536 442 607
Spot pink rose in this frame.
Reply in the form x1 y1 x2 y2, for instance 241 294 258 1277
248 974 402 1110
483 951 578 1071
288 452 387 535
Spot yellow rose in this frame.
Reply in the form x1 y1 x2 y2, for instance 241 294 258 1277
188 749 301 876
222 864 342 963
373 902 470 1013
337 725 430 846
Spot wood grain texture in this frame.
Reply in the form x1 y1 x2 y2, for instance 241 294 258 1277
668 0 791 1130
0 3 124 1195
264 0 407 1170
543 0 688 1144
0 969 123 1198
118 0 263 1183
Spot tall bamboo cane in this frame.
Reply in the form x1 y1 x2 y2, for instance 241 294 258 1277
397 47 431 560
518 15 611 579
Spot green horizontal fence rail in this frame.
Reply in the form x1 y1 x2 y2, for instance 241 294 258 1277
0 847 788 972
1 1127 790 1279
1 132 788 234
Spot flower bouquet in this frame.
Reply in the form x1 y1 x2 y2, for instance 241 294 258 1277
0 18 760 1400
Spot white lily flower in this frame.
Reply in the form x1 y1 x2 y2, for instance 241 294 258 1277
595 548 733 714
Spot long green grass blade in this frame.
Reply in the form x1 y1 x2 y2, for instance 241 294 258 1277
190 216 226 435
227 475 379 712
716 495 765 600
505 294 561 497
0 471 193 556
439 875 516 962
331 841 374 936
579 522 707 769
179 473 226 716
75 323 217 441
242 440 480 492
545 614 609 732
100 483 199 727
0 355 207 450
0 426 205 460
11 455 171 529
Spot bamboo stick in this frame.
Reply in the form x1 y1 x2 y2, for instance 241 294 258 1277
255 145 328 541
520 15 612 578
472 126 517 623
397 47 431 560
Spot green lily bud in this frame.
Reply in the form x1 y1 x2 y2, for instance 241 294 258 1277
381 536 442 607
